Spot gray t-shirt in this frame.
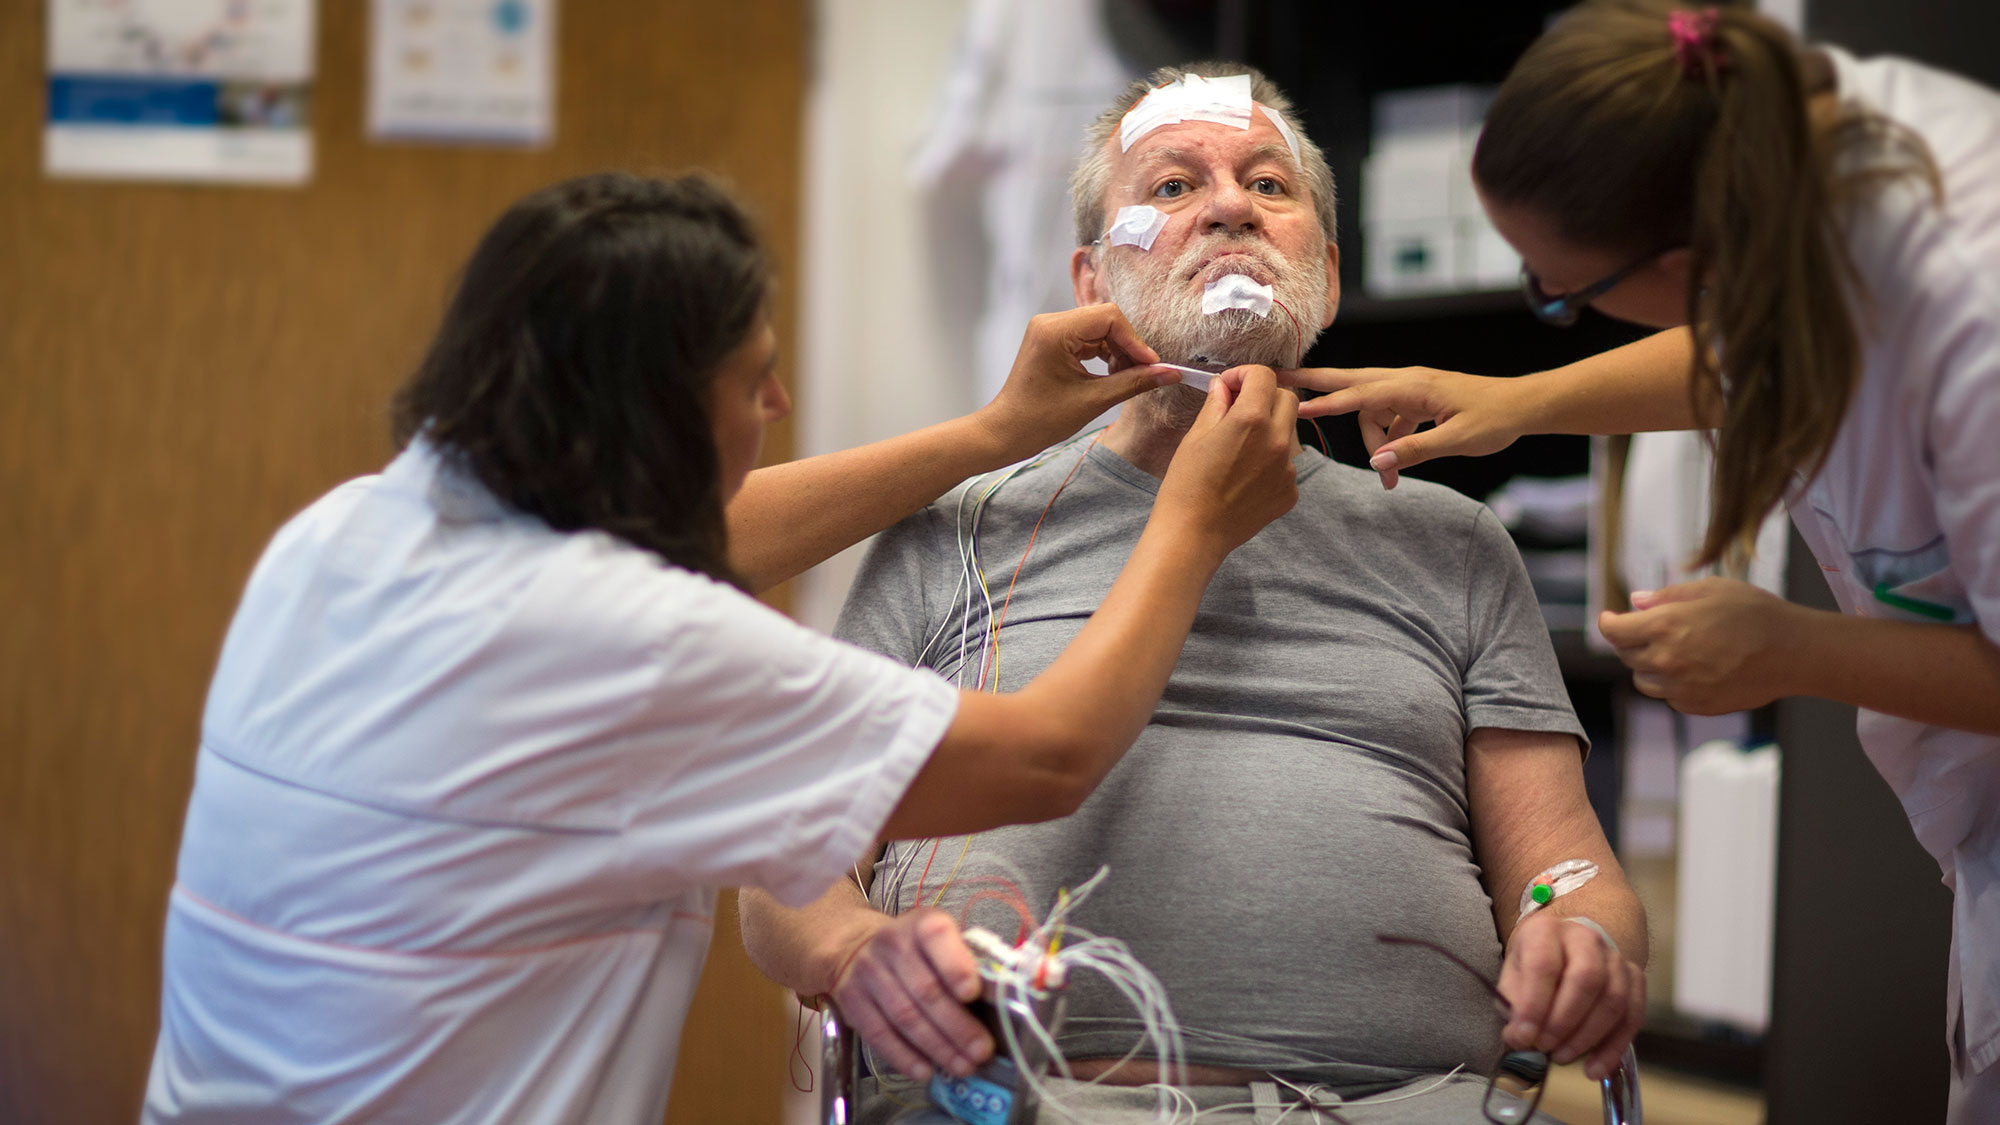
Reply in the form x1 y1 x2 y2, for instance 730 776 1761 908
838 438 1585 1090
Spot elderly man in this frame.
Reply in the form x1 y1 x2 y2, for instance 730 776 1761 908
742 64 1646 1123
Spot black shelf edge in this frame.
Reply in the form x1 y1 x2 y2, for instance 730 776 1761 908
1337 288 1527 323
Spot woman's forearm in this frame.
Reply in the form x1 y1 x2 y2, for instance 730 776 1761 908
1787 608 2000 734
1520 327 1707 436
726 415 1014 594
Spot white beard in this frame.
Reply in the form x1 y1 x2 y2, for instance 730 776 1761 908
1101 231 1329 372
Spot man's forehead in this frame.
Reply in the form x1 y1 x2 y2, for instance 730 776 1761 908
1113 115 1296 178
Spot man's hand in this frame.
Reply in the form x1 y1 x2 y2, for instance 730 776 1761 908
825 907 992 1082
975 304 1178 461
1598 578 1802 714
1497 912 1646 1081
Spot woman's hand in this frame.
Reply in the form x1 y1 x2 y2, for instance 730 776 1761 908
1598 578 1803 714
1280 366 1531 488
974 304 1179 461
823 907 991 1083
1499 912 1646 1082
1157 365 1300 553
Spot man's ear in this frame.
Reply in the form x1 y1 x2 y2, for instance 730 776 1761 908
1320 240 1341 328
1071 244 1104 308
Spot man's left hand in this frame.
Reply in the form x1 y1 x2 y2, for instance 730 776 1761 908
1497 911 1645 1081
1597 577 1802 714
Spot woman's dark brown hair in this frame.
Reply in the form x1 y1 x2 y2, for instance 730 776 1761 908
392 172 771 585
1472 0 1935 567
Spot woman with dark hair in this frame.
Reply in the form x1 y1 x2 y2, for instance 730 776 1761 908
1285 2 2000 1116
142 171 1302 1123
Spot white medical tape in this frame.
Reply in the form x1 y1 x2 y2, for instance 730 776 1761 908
1105 204 1170 251
1119 73 1253 152
1201 273 1273 318
1516 858 1602 922
1261 104 1302 167
1152 362 1222 391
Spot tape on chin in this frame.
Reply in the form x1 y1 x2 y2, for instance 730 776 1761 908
1201 273 1274 318
1105 205 1170 251
1120 73 1254 152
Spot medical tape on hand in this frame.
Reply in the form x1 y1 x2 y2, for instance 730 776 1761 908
1201 273 1273 318
1120 73 1253 151
1105 204 1170 251
1516 858 1600 922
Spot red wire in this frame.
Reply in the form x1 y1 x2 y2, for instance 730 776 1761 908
788 999 815 1093
1270 295 1329 455
910 837 944 909
958 889 1037 945
980 434 1102 691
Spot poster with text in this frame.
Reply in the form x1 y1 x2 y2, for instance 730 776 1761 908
368 0 555 146
46 0 317 185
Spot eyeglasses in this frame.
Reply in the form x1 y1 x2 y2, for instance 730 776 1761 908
1519 252 1657 327
1375 934 1547 1125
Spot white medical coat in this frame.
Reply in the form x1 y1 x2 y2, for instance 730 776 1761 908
1789 48 2000 1076
142 441 957 1123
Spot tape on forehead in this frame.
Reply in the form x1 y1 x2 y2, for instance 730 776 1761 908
1105 204 1170 250
1119 73 1253 152
1260 105 1302 167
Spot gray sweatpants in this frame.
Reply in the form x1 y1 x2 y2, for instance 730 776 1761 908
857 1072 1563 1124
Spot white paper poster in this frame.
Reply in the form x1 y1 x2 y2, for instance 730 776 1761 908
45 0 317 185
368 0 555 145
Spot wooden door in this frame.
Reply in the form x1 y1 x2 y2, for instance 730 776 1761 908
0 4 802 1121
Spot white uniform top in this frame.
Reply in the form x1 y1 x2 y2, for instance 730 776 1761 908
142 441 958 1123
1790 48 2000 1075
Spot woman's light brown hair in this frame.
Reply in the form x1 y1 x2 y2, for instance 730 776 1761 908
1472 0 1937 568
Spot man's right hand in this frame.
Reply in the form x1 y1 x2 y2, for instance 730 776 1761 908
1281 365 1530 489
1157 364 1300 552
825 907 993 1083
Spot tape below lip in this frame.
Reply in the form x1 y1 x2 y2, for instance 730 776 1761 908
1201 273 1274 318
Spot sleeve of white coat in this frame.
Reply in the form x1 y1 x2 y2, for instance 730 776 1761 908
619 580 959 908
1927 281 2000 648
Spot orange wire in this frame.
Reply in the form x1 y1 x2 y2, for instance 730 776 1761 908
979 434 1102 691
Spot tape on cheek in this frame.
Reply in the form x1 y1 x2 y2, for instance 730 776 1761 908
1105 205 1170 251
1201 273 1274 318
1260 104 1302 167
1119 73 1254 152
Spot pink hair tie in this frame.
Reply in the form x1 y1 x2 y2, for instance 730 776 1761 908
1668 7 1727 78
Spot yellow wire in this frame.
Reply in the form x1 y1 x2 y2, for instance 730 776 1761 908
929 834 976 908
1048 888 1069 956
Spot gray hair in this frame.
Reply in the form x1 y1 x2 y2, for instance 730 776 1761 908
1071 62 1339 249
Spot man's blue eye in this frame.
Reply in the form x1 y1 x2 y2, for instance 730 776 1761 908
1252 178 1283 195
1154 180 1187 199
